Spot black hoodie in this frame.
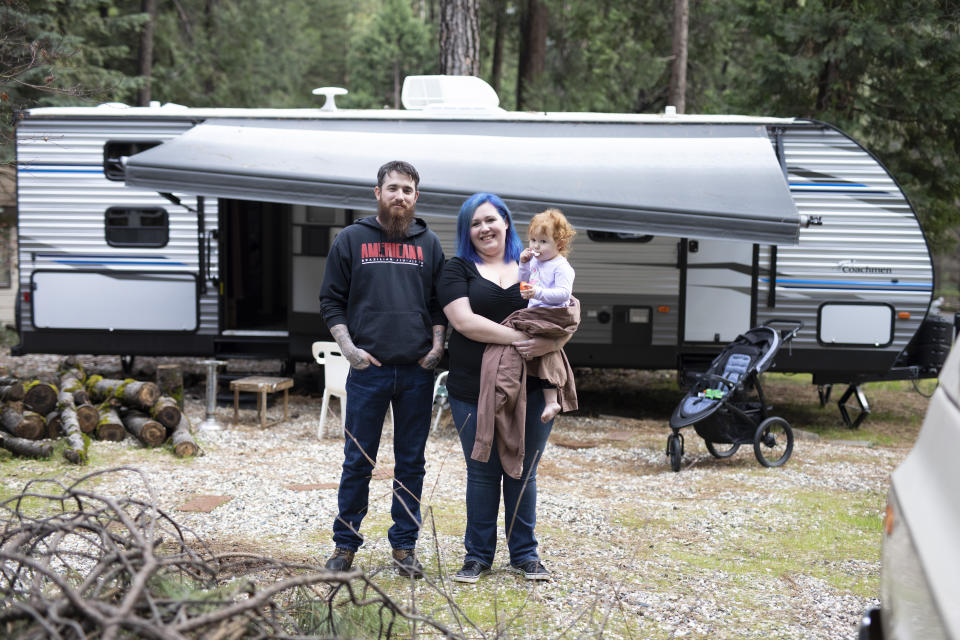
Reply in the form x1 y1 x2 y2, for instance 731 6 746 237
318 215 446 364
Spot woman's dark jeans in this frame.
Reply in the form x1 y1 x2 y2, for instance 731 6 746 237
449 388 554 567
332 363 434 552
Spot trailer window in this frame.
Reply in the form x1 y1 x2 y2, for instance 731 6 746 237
105 207 169 248
587 230 654 243
103 141 161 181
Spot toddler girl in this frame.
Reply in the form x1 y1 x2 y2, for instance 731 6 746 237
519 209 577 421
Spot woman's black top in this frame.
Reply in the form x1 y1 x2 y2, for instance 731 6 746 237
438 256 538 404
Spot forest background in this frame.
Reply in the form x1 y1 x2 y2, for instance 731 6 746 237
2 0 959 301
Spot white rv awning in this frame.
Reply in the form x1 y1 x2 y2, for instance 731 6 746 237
124 118 800 244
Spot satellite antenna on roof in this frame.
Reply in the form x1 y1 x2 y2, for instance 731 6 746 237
312 87 348 111
401 75 503 112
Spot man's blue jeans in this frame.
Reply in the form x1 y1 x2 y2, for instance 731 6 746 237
449 388 554 568
332 363 434 551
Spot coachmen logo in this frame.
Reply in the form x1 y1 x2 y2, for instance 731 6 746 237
838 260 892 274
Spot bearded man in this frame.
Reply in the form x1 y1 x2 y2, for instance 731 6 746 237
318 160 446 578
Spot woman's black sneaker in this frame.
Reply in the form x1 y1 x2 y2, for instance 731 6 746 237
509 559 551 581
452 561 491 583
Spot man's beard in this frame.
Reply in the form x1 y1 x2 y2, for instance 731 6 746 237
378 200 415 240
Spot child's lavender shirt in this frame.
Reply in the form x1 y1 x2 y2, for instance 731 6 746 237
518 255 575 308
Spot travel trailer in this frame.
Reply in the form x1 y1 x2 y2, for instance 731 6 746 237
12 77 947 418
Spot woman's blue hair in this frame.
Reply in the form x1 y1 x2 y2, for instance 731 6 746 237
455 192 524 263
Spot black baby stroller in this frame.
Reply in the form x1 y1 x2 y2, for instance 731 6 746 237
666 319 803 472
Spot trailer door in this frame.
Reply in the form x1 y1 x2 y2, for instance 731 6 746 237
683 239 754 343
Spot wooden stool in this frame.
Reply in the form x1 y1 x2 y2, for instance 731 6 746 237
229 376 294 428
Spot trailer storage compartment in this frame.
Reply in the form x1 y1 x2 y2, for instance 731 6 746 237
32 271 198 331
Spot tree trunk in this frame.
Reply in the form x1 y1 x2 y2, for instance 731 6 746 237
96 404 127 442
75 403 99 433
170 414 199 458
73 388 93 406
58 364 85 395
119 408 166 447
24 381 58 416
58 389 97 434
203 0 219 96
137 0 156 106
151 396 182 431
393 60 401 109
516 0 548 110
87 377 160 410
490 0 505 95
0 382 25 402
1 402 45 440
668 0 688 113
44 410 62 439
439 0 480 76
0 433 52 459
60 405 88 464
57 356 86 382
156 364 183 408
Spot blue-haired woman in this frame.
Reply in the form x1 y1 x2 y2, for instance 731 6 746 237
437 193 570 583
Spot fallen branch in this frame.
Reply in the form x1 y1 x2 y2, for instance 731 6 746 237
0 468 468 639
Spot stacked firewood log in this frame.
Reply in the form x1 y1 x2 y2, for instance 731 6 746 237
0 357 199 463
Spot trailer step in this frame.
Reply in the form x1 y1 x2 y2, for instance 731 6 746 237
213 335 289 360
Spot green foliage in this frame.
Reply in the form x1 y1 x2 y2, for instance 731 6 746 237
716 0 960 249
3 0 959 246
150 0 346 108
528 0 674 112
0 0 147 161
344 0 437 109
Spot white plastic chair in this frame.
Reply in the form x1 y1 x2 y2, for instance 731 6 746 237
431 370 449 432
311 341 393 439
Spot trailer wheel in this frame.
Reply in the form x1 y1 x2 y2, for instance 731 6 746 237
667 433 683 472
705 440 740 459
753 417 793 467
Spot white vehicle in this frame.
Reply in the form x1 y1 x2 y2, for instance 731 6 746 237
858 337 959 639
12 77 948 411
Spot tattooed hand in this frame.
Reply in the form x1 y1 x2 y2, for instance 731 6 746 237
419 325 446 370
330 324 381 369
418 348 442 370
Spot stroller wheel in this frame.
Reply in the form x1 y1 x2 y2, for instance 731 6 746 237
705 440 741 459
753 417 794 467
667 433 684 472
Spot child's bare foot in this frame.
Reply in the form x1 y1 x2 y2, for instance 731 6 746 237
541 402 561 423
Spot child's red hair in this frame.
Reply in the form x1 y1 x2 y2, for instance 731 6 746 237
527 208 577 257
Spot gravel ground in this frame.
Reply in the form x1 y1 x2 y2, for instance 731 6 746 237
0 352 907 639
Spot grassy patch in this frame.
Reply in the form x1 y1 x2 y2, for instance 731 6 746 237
667 488 883 598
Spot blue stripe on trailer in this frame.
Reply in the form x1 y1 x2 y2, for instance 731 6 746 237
19 168 104 174
789 181 869 187
52 259 187 266
761 277 931 289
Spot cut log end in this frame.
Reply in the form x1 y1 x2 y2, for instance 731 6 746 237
75 405 99 433
152 396 182 430
96 423 126 442
173 441 199 457
24 382 58 416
